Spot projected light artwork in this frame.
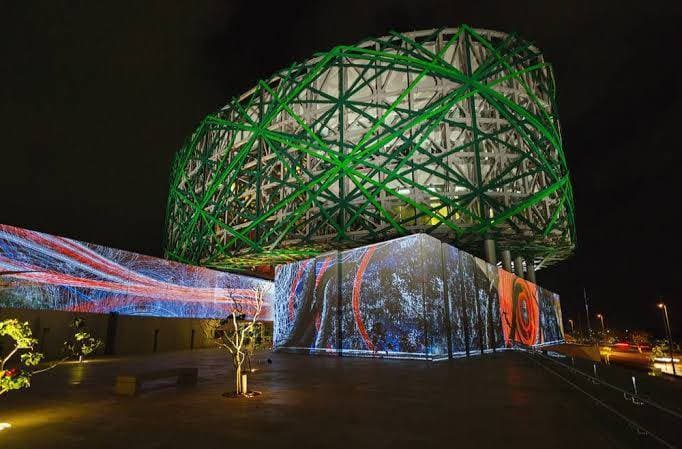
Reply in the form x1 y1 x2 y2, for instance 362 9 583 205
274 234 563 360
0 224 272 319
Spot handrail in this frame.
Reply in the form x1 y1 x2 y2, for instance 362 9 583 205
530 349 682 420
527 351 679 449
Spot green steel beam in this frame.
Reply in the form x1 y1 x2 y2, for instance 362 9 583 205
163 26 575 270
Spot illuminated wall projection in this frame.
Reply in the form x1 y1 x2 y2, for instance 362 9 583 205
0 224 272 319
274 234 563 360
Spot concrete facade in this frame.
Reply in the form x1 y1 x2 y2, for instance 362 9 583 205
0 307 217 359
274 234 564 360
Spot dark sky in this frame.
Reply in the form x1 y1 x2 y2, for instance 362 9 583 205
2 1 681 336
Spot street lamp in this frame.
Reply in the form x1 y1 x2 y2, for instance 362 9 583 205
596 313 605 333
568 319 575 333
657 302 676 376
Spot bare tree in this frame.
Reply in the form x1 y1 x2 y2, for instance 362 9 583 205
211 285 269 396
630 330 652 353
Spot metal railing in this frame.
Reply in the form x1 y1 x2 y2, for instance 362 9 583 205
527 349 681 448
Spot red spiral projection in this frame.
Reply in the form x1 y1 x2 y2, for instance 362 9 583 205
313 256 333 332
498 269 539 347
513 278 539 345
352 245 377 351
314 256 333 289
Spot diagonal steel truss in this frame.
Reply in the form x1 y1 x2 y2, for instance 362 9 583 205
164 26 575 271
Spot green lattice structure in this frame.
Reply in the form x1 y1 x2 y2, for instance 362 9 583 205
164 26 575 271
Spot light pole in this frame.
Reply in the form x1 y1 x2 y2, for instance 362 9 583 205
568 319 575 334
584 289 592 340
596 313 605 333
658 302 676 376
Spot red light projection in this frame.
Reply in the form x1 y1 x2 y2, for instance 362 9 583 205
499 269 540 347
0 224 272 319
352 246 377 352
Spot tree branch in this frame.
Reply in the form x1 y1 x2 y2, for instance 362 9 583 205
33 356 69 374
1 345 20 369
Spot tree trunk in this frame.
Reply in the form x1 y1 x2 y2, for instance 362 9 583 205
235 365 242 394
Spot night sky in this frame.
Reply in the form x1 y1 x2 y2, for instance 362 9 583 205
2 2 681 336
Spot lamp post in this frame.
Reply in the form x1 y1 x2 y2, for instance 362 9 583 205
584 289 592 340
568 319 575 333
658 302 676 376
596 313 605 333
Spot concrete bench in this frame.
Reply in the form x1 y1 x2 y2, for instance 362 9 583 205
114 367 198 396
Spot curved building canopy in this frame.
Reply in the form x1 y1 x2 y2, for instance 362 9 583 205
164 26 575 271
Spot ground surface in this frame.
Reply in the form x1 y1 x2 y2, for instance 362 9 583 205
0 349 680 449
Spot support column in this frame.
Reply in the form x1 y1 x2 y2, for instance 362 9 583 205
483 238 497 266
500 250 512 272
514 256 525 278
526 258 536 284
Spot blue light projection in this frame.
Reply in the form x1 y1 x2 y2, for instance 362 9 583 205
0 224 273 319
274 234 564 360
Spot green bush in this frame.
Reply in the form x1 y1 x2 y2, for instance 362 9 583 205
0 319 44 396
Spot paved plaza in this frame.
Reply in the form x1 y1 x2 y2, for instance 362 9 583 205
0 349 676 448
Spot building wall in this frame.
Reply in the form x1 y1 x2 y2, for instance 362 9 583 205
0 223 273 320
274 234 564 360
0 307 218 359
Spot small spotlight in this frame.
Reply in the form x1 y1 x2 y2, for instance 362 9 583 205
0 423 12 431
658 303 665 309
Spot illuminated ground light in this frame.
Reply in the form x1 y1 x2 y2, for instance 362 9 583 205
0 422 11 431
653 357 680 363
653 361 682 377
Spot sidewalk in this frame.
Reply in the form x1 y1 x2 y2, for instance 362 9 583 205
0 349 669 449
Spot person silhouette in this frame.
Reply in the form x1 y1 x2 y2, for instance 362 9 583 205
370 322 389 357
